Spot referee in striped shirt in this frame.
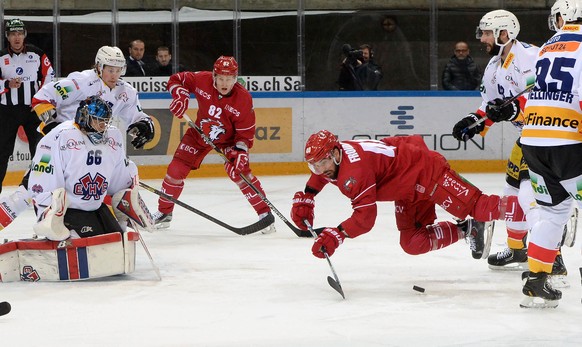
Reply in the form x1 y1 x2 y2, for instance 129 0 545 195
0 19 54 193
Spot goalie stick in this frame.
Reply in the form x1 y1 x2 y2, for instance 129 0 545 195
461 85 534 141
182 114 323 238
304 220 345 299
139 182 274 236
128 219 162 281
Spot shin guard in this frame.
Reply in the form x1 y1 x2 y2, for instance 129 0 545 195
237 176 270 216
158 176 184 214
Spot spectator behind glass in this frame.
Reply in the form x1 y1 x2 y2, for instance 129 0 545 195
357 44 383 90
125 39 155 76
442 41 481 90
338 43 382 91
152 46 186 76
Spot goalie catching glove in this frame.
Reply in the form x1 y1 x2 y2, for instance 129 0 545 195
291 191 315 230
485 97 520 122
224 144 249 180
452 113 485 142
112 185 155 232
127 118 155 149
312 227 346 258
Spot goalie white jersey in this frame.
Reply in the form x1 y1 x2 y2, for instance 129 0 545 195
29 120 136 217
31 69 149 130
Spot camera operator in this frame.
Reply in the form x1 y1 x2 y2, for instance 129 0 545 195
338 43 383 91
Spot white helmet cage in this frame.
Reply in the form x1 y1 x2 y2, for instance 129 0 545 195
549 0 582 31
476 10 520 47
95 46 127 76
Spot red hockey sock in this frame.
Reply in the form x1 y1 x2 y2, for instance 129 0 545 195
400 221 459 255
238 176 270 216
158 178 184 214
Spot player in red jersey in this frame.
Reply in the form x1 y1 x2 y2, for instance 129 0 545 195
152 56 275 233
291 130 526 259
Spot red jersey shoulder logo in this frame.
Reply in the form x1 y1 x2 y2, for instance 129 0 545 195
200 118 226 141
343 177 357 193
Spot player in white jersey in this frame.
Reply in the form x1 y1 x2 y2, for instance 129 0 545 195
519 0 582 308
451 10 572 274
29 96 138 240
0 46 155 233
31 46 154 148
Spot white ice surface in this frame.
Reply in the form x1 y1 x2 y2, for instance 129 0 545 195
1 173 581 346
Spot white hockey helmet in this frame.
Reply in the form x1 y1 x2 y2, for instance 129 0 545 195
549 0 582 31
476 10 520 45
95 46 126 76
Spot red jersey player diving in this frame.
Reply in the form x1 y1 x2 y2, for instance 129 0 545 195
291 130 527 261
153 56 275 233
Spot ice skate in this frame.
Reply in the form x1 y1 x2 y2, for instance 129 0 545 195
153 211 172 229
487 247 528 271
258 212 276 234
459 219 493 259
549 253 569 289
520 271 561 309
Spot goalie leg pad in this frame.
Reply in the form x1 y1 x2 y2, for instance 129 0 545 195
0 242 20 282
33 188 71 241
0 231 139 282
112 187 154 232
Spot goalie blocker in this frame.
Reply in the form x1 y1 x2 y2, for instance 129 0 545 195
0 231 138 282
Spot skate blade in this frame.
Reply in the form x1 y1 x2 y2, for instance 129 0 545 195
488 262 528 271
549 275 570 289
520 296 559 309
564 208 578 247
154 222 171 230
481 221 495 259
260 224 277 235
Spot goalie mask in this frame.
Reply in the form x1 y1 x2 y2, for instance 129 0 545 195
476 10 520 54
305 130 341 175
549 0 582 31
95 46 127 76
75 96 113 144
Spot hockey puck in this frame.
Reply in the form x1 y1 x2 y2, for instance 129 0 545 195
0 301 11 316
413 285 425 293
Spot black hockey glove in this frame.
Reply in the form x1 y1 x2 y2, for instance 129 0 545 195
485 98 520 122
452 113 485 142
127 119 155 149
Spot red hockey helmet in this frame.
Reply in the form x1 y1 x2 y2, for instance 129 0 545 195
305 130 339 163
213 56 238 76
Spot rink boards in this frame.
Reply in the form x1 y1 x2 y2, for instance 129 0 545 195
6 90 518 182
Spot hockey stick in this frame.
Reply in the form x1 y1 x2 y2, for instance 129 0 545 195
128 219 162 281
461 85 534 141
181 114 321 238
304 220 345 299
138 182 273 235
